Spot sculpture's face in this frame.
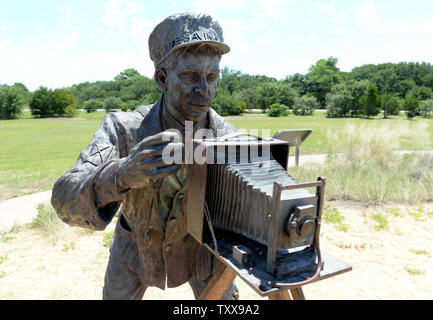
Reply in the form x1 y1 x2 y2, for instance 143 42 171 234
165 52 220 122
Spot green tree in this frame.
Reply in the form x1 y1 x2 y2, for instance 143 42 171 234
0 86 24 119
285 73 307 96
51 89 77 117
277 83 297 108
114 68 142 81
83 99 103 113
403 96 419 119
104 96 123 113
326 93 351 118
29 87 53 117
147 92 162 104
212 89 242 116
11 83 30 105
407 86 432 102
292 96 318 116
267 103 289 117
348 80 370 116
419 99 433 118
381 94 401 118
218 67 241 95
256 82 280 111
127 100 141 110
328 79 370 117
305 57 341 108
360 82 381 118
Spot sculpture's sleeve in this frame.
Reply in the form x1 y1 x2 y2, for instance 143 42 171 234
51 112 129 230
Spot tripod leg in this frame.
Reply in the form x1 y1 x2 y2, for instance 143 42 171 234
268 290 292 300
198 264 237 300
268 287 306 300
290 287 306 300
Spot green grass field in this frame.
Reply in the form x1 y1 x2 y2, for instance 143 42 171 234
1 110 432 201
0 111 105 200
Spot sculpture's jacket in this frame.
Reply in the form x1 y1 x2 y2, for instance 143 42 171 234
51 99 236 289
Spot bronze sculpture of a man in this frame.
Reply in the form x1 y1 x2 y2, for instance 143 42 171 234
51 13 239 300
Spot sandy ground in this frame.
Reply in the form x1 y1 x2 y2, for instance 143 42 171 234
0 200 432 300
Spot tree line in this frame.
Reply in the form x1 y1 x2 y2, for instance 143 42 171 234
1 58 433 120
286 58 433 118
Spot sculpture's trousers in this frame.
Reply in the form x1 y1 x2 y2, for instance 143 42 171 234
102 215 238 300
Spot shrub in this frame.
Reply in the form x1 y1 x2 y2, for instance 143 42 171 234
30 203 63 240
267 103 289 117
64 104 79 117
419 99 433 118
403 96 419 119
235 99 247 113
51 89 77 116
382 93 401 117
0 86 24 119
121 102 129 112
83 99 102 113
326 93 348 118
360 82 381 118
127 100 141 110
292 96 318 116
104 97 123 113
29 87 53 117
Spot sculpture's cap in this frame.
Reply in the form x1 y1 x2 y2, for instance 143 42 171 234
149 12 230 68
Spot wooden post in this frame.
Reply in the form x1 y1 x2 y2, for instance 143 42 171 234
295 145 300 166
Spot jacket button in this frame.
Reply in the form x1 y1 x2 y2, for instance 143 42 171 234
165 245 171 252
177 193 185 200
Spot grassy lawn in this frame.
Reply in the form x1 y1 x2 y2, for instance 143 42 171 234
0 111 105 200
0 109 432 201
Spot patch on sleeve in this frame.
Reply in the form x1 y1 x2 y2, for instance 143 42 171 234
83 143 114 166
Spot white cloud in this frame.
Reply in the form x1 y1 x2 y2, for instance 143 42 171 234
255 38 269 47
325 39 433 72
61 32 79 48
333 12 347 24
331 28 346 35
100 0 151 45
194 0 292 20
129 17 150 44
194 0 247 13
58 5 73 28
357 1 382 32
287 36 315 43
0 29 153 91
315 2 346 24
101 0 141 31
257 0 292 20
315 2 335 16
357 1 433 33
218 18 251 54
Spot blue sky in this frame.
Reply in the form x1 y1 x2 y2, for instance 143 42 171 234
1 0 433 91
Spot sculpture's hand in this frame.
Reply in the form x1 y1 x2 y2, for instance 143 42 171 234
117 130 183 189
